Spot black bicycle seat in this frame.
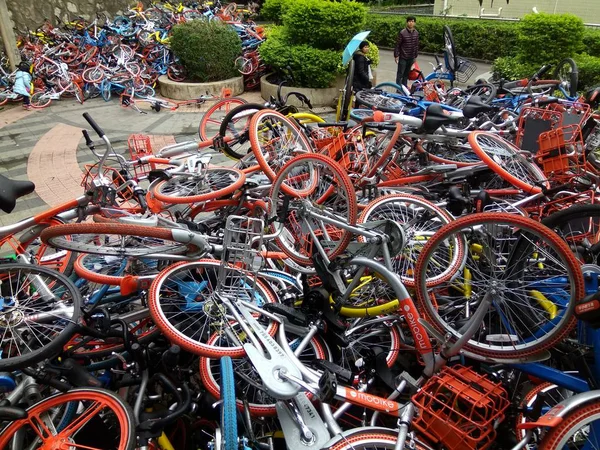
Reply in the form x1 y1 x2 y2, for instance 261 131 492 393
421 104 461 133
0 174 35 213
462 95 496 119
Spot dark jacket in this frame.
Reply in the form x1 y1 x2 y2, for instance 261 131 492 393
394 27 419 60
352 52 371 91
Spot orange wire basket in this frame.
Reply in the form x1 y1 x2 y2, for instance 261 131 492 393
81 164 134 202
127 134 155 180
536 124 586 184
411 365 509 450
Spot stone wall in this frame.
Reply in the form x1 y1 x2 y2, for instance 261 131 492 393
4 0 132 34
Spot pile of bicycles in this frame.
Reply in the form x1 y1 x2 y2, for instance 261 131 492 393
1 72 600 448
0 1 264 108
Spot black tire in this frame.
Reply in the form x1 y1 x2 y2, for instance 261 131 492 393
443 25 458 73
354 89 405 113
0 264 82 370
339 59 355 122
553 57 579 98
447 83 497 108
218 103 265 160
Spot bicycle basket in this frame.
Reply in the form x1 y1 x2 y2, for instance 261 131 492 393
127 134 155 180
455 58 477 84
537 124 586 183
217 215 265 301
412 365 509 450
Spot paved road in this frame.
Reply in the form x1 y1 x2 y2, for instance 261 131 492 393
375 49 493 86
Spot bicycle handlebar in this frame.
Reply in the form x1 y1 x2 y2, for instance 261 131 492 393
83 112 105 138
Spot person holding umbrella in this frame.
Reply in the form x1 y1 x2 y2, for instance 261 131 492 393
352 41 372 92
394 16 419 87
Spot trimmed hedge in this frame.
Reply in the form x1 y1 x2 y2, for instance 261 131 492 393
574 54 600 92
583 28 600 56
518 13 584 67
365 14 519 61
170 21 241 82
259 0 292 23
283 0 367 50
259 26 343 88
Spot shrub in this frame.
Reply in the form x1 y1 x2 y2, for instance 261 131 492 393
170 20 241 82
259 0 292 23
282 0 367 50
259 27 342 88
366 40 379 68
491 56 537 82
517 13 584 66
583 29 600 57
573 53 600 92
365 14 519 61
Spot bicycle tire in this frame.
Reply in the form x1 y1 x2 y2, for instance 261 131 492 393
148 259 279 358
553 57 579 99
357 193 461 288
469 131 549 194
101 80 112 102
443 25 457 73
447 83 497 108
250 110 314 190
198 97 248 141
0 388 135 450
30 91 51 109
327 427 434 450
375 82 405 95
40 222 200 257
269 153 357 265
415 212 584 360
73 83 84 104
74 253 160 286
219 103 265 159
82 67 104 84
0 87 9 107
539 399 600 449
338 59 354 122
150 167 246 204
0 264 81 370
219 356 238 450
354 90 405 113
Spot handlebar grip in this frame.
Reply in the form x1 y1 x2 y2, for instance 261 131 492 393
82 129 93 147
82 112 105 138
533 64 552 81
134 188 147 211
532 97 559 108
62 359 103 388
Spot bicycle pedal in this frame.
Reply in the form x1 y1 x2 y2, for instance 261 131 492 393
314 361 352 385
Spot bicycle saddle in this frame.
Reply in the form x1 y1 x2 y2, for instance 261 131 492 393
0 175 35 213
462 95 496 119
420 103 461 133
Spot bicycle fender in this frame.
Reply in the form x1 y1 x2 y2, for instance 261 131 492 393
518 390 600 430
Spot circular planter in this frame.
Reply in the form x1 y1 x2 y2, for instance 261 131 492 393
158 75 244 100
260 74 346 108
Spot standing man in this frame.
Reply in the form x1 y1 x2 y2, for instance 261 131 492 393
394 16 419 87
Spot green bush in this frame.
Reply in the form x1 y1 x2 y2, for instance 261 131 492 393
583 29 600 56
259 0 292 23
366 40 379 68
517 13 584 67
259 27 342 88
170 21 242 82
282 0 367 50
365 14 519 61
491 56 537 82
573 53 600 92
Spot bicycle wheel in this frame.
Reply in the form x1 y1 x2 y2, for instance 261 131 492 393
250 110 314 188
30 91 51 109
72 83 84 104
417 140 481 167
415 212 584 360
198 97 248 141
375 82 406 95
219 103 264 160
269 153 357 265
219 356 238 450
150 167 246 204
469 131 549 194
338 59 354 122
358 193 461 287
0 264 81 370
443 25 457 73
74 253 160 286
82 66 104 83
0 388 135 450
148 259 278 358
539 399 600 449
101 80 112 102
0 87 9 106
553 57 579 98
40 222 200 257
541 204 600 264
355 90 405 113
447 83 497 108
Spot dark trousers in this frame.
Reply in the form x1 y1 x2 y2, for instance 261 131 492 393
22 95 30 106
396 57 415 87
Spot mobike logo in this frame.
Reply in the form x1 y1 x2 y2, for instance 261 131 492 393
576 300 600 314
346 388 397 412
403 304 428 351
